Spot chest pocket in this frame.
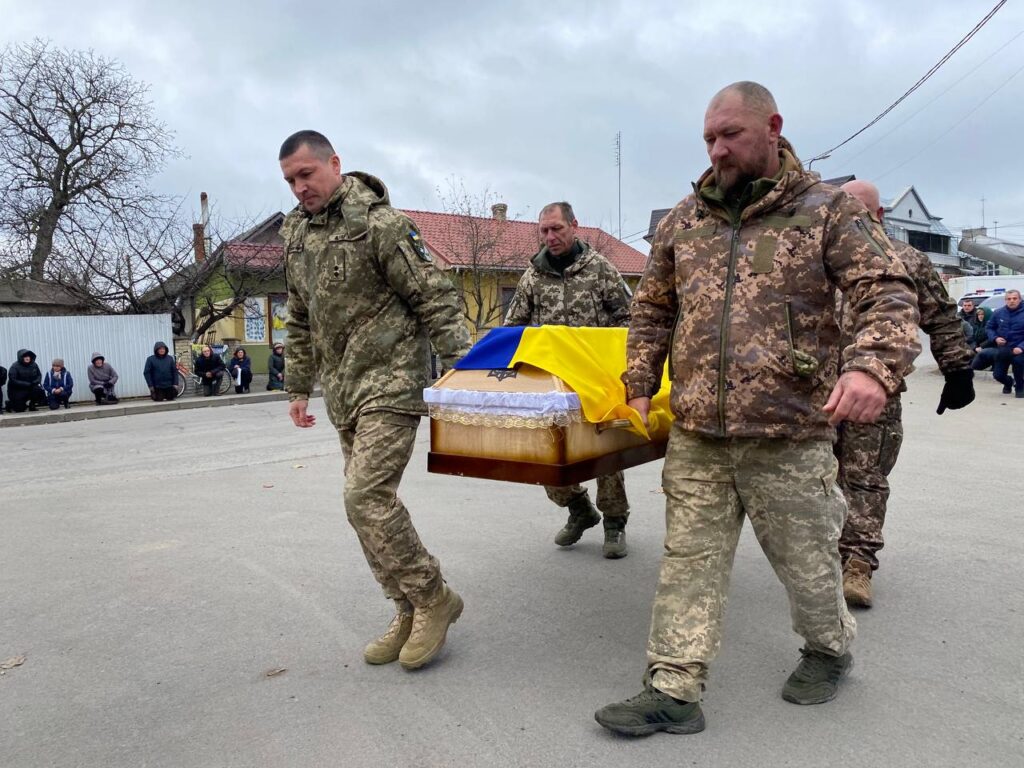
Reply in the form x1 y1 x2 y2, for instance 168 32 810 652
750 214 814 274
322 229 371 286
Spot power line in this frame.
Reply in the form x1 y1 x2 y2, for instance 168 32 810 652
874 58 1024 182
836 28 1024 166
808 0 1008 165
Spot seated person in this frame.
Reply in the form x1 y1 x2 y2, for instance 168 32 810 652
87 352 119 404
144 341 179 401
229 346 252 394
194 344 226 396
969 307 996 370
985 290 1024 397
6 349 45 412
43 358 74 410
267 343 285 390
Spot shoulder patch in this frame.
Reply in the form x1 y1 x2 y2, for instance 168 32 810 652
408 227 431 262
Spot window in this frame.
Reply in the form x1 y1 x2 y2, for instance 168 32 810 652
907 231 950 255
500 287 517 319
908 209 913 218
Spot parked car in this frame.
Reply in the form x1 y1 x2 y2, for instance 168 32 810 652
979 294 1006 313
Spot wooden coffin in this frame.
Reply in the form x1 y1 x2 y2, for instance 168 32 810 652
426 365 666 486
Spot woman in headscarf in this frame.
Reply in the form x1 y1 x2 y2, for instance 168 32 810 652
87 352 119 405
43 358 74 410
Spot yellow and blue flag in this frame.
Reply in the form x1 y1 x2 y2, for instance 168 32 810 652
455 326 672 440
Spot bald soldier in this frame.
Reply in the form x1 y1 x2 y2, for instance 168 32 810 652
594 82 920 736
279 130 471 670
836 180 975 608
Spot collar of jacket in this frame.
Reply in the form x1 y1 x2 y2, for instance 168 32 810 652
693 147 815 225
531 239 592 276
301 172 391 240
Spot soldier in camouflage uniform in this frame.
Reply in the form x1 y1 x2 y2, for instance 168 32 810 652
594 82 921 737
504 202 633 558
835 180 975 608
278 130 471 670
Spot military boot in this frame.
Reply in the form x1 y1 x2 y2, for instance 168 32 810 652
398 585 464 670
602 519 628 559
553 494 601 547
594 685 705 736
842 558 873 608
781 648 853 705
363 600 414 665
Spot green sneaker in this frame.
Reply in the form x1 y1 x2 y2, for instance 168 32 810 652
602 528 627 559
781 648 853 705
553 494 601 547
594 686 705 736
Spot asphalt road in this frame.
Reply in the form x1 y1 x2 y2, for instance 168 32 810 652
2 362 1022 768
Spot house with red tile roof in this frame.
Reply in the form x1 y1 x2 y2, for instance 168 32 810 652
171 201 648 356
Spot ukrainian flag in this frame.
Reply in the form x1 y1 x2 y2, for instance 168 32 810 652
455 326 672 440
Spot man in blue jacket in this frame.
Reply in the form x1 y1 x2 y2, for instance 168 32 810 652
986 290 1024 397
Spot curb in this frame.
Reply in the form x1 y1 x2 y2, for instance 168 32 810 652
0 391 321 428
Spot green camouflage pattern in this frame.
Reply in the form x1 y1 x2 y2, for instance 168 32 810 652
835 395 903 570
282 172 470 429
647 425 856 702
624 149 921 441
544 472 629 522
503 241 631 327
838 235 974 383
339 411 443 607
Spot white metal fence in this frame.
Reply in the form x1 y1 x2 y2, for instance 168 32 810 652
0 314 173 402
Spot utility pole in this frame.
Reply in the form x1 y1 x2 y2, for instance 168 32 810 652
615 131 622 240
994 219 999 236
981 195 986 228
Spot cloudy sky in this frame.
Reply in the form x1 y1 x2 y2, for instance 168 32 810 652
2 0 1021 251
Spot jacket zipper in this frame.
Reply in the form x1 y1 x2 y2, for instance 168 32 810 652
718 224 741 436
854 218 891 263
784 295 796 368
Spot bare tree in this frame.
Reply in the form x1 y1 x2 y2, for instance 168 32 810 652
0 39 179 280
436 179 533 333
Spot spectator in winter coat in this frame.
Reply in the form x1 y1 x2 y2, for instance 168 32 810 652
193 345 226 396
43 358 74 410
985 289 1024 397
87 353 119 405
267 343 285 391
144 341 179 401
6 349 45 412
971 307 994 352
229 347 253 394
0 363 6 413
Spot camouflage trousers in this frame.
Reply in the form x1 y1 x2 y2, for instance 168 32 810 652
647 425 856 702
544 471 629 525
835 395 904 570
338 411 444 608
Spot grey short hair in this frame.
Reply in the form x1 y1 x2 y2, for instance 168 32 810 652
540 201 576 224
712 81 778 115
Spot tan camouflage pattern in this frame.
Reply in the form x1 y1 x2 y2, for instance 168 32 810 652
835 394 904 570
838 235 974 384
503 241 631 328
544 472 629 522
339 411 443 607
647 425 856 701
282 172 471 429
624 149 921 441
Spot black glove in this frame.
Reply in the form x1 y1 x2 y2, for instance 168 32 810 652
937 369 975 415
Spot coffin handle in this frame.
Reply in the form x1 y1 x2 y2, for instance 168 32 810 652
595 418 632 433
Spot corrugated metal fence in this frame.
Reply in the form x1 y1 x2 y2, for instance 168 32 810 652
0 315 173 402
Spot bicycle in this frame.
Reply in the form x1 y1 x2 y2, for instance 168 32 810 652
175 354 232 397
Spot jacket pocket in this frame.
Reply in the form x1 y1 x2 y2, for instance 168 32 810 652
784 297 819 379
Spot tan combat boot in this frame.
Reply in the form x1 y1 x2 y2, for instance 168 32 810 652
363 601 414 665
398 585 464 670
843 559 873 608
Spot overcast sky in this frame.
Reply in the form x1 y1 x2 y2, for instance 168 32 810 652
2 0 1021 251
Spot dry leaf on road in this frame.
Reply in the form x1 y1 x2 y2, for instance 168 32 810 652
1 655 27 670
265 667 287 677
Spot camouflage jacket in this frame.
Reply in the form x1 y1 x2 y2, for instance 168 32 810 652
503 241 631 327
625 149 921 441
838 236 973 388
282 172 470 429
